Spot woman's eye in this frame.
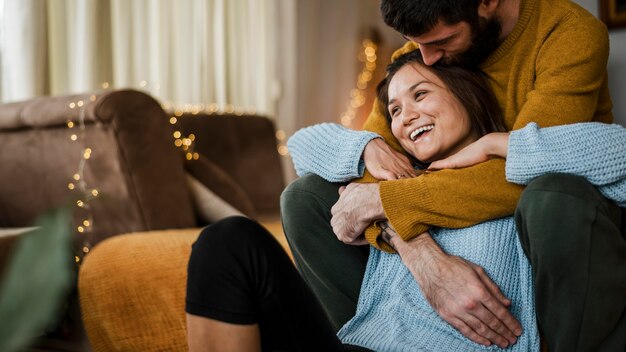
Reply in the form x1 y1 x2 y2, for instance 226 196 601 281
415 91 426 100
389 107 400 117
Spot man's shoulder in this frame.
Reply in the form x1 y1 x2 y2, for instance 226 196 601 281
390 42 419 63
537 0 606 33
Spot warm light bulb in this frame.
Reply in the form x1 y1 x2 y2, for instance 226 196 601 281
277 145 289 156
275 130 286 140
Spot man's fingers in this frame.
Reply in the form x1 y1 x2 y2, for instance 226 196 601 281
448 317 491 347
337 185 346 195
480 295 522 339
349 236 368 246
473 265 511 306
472 266 521 337
464 313 510 348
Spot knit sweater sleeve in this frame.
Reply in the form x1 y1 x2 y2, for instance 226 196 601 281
507 122 626 207
287 123 380 182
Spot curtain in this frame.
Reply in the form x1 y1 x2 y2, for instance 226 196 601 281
0 0 284 119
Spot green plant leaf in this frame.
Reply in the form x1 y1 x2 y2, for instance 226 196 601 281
0 208 73 352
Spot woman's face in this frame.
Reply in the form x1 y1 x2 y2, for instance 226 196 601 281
387 63 478 163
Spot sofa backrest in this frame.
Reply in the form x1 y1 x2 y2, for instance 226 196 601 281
0 90 196 245
177 113 285 219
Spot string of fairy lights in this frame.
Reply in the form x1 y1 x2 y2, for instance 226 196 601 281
340 39 378 128
65 39 378 263
67 95 99 265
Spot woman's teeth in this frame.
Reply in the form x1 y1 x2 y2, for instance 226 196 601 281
410 124 434 141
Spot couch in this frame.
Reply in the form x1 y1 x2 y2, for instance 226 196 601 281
0 89 286 351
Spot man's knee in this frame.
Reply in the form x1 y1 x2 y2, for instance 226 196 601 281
280 175 340 242
516 173 605 223
515 173 611 259
280 174 340 211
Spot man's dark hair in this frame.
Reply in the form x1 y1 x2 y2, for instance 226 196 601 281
376 50 506 140
380 0 482 37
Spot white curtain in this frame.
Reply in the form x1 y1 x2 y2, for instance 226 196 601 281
0 0 284 119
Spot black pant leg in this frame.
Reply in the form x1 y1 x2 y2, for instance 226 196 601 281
515 174 626 352
186 216 345 352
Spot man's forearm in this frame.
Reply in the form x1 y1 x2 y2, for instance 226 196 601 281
379 160 523 242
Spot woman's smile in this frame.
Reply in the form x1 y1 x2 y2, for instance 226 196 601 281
388 63 476 163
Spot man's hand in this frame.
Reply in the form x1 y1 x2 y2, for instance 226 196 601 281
330 183 384 245
363 138 418 180
393 231 522 348
428 132 509 170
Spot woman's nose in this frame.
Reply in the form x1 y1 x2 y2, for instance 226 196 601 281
401 108 419 125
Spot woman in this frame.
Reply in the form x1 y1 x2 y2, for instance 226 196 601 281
186 50 626 351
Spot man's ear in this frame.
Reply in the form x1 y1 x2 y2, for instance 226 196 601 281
477 0 499 18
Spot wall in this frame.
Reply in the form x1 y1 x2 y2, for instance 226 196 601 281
575 0 626 126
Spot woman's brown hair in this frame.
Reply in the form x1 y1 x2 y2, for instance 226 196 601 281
376 50 506 138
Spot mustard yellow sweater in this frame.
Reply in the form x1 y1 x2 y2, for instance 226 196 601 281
362 0 613 251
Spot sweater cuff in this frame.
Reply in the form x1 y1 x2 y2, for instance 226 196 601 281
379 177 433 241
364 221 396 253
506 123 541 185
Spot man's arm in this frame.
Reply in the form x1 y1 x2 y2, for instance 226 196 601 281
353 15 611 245
379 222 522 349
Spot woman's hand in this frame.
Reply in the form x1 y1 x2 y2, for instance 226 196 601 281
428 132 510 170
363 138 418 180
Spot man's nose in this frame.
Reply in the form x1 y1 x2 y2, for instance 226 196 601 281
419 46 444 66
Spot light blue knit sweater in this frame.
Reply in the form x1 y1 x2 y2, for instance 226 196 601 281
288 122 626 351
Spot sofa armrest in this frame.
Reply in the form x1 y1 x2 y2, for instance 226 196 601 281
0 90 196 244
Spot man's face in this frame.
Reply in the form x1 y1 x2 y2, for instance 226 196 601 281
406 16 502 68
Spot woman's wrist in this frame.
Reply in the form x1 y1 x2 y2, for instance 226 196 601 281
485 132 510 159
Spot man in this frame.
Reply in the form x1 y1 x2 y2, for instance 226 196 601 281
281 0 625 351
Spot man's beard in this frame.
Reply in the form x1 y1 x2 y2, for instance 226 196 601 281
444 16 502 68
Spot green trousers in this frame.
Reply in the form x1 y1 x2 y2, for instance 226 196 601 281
280 173 626 351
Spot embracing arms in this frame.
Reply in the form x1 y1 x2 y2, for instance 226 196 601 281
432 122 626 206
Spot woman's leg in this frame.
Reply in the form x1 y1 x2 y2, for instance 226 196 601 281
186 315 260 352
186 216 344 352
